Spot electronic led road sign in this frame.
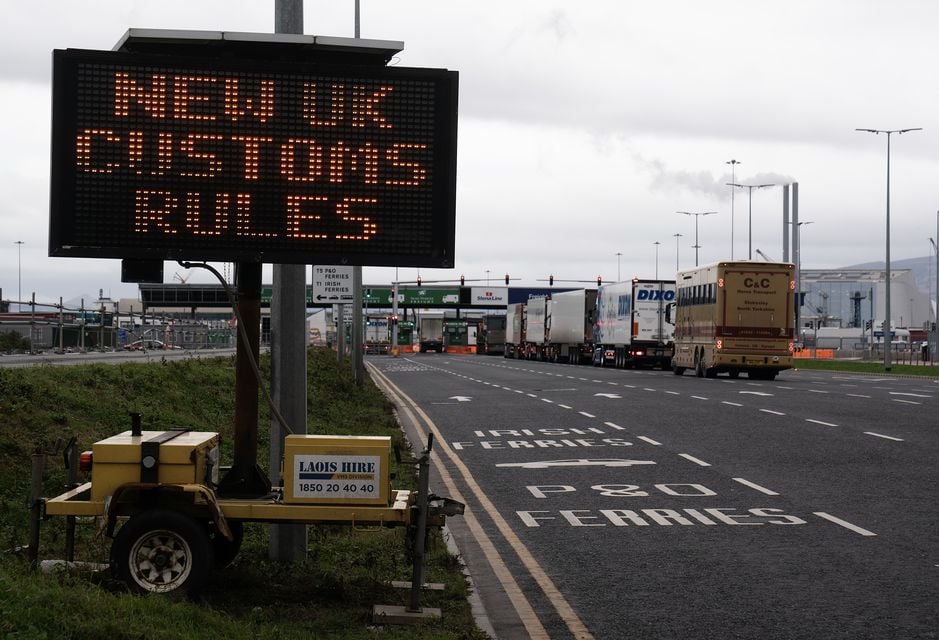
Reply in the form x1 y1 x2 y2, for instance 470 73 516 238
50 48 458 267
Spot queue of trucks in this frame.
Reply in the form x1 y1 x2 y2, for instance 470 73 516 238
494 262 796 379
503 278 676 369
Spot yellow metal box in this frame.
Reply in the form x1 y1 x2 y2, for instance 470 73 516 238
91 430 220 501
283 435 391 506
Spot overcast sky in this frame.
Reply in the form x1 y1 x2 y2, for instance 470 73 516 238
3 0 939 307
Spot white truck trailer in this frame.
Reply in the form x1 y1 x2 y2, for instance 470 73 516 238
546 289 597 364
504 303 525 358
523 296 548 359
593 279 675 368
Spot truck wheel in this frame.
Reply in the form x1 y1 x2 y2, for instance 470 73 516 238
672 362 685 376
111 508 213 599
695 353 704 378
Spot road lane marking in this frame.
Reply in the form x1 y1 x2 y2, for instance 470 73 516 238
691 395 708 400
733 478 780 495
864 432 905 442
579 411 596 418
526 393 538 398
813 512 877 537
558 404 573 410
637 436 662 445
890 391 932 398
541 398 554 403
665 390 680 395
679 453 711 467
847 393 871 398
604 422 626 431
892 399 921 405
722 401 743 407
367 363 590 639
760 409 786 416
806 419 838 427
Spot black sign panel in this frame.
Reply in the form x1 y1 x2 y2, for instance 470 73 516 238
50 49 458 267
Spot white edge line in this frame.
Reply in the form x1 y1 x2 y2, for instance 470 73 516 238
678 453 711 467
864 431 904 442
813 512 877 537
732 477 780 496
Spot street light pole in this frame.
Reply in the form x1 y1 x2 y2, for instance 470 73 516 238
726 160 741 259
677 211 717 266
673 233 682 272
653 241 660 279
616 252 622 281
14 240 24 313
856 127 922 372
727 183 774 260
790 221 813 336
930 224 938 365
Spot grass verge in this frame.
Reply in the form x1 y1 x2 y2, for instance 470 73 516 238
792 358 939 377
0 349 486 639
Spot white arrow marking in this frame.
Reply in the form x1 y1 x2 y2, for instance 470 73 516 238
594 393 622 399
448 396 473 402
739 391 774 397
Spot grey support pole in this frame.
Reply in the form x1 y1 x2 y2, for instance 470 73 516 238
270 0 308 562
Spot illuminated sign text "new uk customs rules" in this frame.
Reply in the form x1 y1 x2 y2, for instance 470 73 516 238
50 49 458 267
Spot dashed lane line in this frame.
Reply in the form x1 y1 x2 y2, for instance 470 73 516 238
806 418 838 427
760 409 786 416
732 478 780 496
864 432 904 442
813 512 877 537
679 453 711 467
637 435 662 445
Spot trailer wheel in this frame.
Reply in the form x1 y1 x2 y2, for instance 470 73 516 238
111 508 213 599
695 352 705 378
672 362 685 376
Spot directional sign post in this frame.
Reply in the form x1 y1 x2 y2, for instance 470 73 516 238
312 265 354 303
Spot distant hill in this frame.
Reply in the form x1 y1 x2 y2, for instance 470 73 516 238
842 255 935 298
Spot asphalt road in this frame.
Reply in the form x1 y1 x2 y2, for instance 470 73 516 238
368 353 939 640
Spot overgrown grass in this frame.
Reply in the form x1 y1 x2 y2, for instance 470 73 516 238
0 349 486 639
792 358 939 377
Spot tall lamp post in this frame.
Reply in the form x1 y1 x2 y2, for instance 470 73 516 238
930 223 938 365
677 211 717 266
616 252 622 281
790 221 813 337
653 241 661 279
673 233 682 272
856 127 922 372
726 159 741 259
14 240 24 313
727 182 774 260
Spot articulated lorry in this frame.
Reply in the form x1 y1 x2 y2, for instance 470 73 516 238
418 316 444 352
593 279 675 368
545 289 597 363
504 303 525 358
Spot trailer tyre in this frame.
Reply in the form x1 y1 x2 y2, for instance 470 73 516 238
111 508 213 599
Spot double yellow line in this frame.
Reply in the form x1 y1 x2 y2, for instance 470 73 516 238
367 361 594 640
